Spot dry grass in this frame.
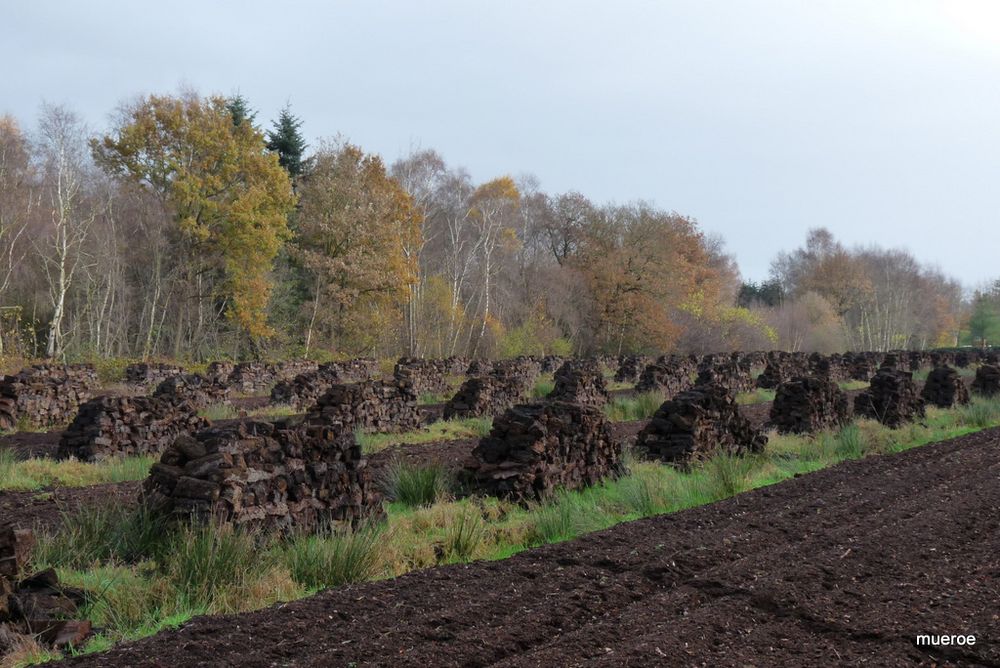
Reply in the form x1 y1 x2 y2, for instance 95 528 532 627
0 450 154 491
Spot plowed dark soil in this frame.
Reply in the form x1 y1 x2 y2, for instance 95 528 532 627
68 427 1000 667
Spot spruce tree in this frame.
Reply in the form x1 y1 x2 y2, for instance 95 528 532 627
266 105 307 178
226 93 257 128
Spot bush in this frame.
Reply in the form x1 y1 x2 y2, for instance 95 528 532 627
379 460 454 507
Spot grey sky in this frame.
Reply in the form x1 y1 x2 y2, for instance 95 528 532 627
5 0 999 288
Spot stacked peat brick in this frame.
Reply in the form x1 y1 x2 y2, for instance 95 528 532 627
755 352 809 389
124 362 184 388
153 374 230 409
696 358 755 394
306 379 423 433
636 383 767 466
769 376 849 434
854 367 925 427
270 360 379 410
920 366 970 408
57 395 208 461
615 355 652 384
392 357 454 396
0 364 98 431
443 364 538 419
464 401 620 503
548 359 609 406
1 526 91 652
635 355 695 396
971 364 1000 397
539 355 565 374
143 419 381 534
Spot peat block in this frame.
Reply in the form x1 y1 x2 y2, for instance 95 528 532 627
636 382 767 465
0 364 98 431
755 352 809 389
770 376 849 434
614 355 651 384
57 395 208 462
142 420 381 534
306 379 422 433
971 364 1000 398
853 367 925 427
153 373 230 409
548 359 609 407
635 355 695 396
444 366 537 420
464 401 620 503
270 360 379 410
124 362 184 388
920 366 970 408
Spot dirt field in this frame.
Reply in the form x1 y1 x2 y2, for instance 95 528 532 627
66 427 1000 667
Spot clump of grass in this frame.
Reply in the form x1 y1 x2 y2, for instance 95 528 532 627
604 391 664 422
92 357 131 384
443 508 486 562
834 422 865 459
277 525 384 591
613 472 669 517
527 491 614 544
357 417 493 454
34 503 169 569
418 392 449 405
0 454 155 491
701 454 764 501
960 396 1000 429
163 520 268 611
532 377 554 398
838 379 870 391
198 403 239 421
378 460 454 507
736 388 776 405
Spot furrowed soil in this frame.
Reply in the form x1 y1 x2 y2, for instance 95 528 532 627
69 427 1000 667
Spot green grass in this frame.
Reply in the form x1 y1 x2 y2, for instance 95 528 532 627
0 451 155 491
378 461 455 507
197 402 297 421
532 375 555 399
838 379 870 391
418 392 450 405
356 417 493 454
603 391 665 421
19 395 1000 664
735 388 775 405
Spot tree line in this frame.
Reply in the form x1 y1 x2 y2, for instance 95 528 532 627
0 91 988 361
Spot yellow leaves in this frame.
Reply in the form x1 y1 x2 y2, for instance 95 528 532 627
92 92 296 340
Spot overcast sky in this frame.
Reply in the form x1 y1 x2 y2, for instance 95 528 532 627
5 0 1000 288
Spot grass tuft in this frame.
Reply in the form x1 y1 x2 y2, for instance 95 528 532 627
0 453 154 492
276 525 384 591
603 391 664 422
378 461 454 508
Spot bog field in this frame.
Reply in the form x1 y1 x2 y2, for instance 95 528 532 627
1 349 999 667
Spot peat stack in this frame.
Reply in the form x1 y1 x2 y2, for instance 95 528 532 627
466 359 493 376
464 401 619 503
755 352 809 389
393 357 453 396
205 361 235 384
227 362 278 394
635 355 695 396
444 367 535 420
920 366 970 408
0 364 98 431
539 355 565 374
1 526 91 651
635 383 767 466
971 364 1000 398
142 420 381 534
853 368 925 427
124 362 184 388
153 374 230 409
769 376 849 434
844 352 881 381
271 360 379 409
306 380 422 433
696 358 755 394
57 395 208 461
548 359 609 406
614 355 651 384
